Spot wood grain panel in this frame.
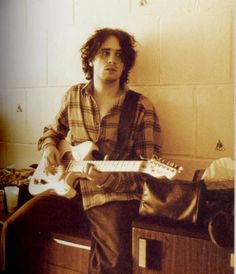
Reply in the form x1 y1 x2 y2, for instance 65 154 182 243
44 238 90 273
132 227 233 274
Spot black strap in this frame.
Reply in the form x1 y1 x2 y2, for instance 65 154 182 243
115 90 141 159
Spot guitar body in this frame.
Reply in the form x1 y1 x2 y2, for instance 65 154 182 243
29 141 99 198
29 141 183 198
28 160 76 198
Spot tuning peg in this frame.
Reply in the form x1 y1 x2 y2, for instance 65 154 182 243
177 166 184 173
169 161 176 167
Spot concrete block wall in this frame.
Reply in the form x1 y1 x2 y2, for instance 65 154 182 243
0 0 234 180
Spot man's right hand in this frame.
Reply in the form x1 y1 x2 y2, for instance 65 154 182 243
42 145 61 175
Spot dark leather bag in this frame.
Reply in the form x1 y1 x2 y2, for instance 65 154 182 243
139 178 206 225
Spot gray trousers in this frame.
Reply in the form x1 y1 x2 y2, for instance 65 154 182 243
1 191 139 274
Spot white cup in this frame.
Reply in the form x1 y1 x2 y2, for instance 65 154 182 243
0 190 4 211
4 186 19 213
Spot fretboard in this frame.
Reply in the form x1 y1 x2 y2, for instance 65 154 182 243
68 160 143 173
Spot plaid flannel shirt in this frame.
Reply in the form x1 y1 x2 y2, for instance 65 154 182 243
38 82 161 210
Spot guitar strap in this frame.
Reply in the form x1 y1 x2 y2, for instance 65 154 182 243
115 90 141 159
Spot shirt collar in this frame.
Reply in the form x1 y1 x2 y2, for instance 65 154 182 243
80 81 130 96
80 81 93 96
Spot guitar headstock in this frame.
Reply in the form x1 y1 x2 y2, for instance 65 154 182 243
140 157 183 180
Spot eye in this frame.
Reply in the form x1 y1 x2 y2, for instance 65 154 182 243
116 52 122 58
101 49 110 57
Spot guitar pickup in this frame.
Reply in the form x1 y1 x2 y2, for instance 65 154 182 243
33 178 47 185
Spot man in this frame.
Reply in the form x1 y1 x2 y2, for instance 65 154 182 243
2 28 161 274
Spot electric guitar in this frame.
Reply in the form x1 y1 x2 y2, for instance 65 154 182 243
29 140 183 198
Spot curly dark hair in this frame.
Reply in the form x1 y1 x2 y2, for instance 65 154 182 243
80 28 137 88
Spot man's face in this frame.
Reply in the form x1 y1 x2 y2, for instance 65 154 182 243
91 35 125 84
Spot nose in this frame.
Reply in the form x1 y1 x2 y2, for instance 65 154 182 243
107 53 116 64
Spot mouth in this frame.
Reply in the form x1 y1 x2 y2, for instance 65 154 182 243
104 66 117 72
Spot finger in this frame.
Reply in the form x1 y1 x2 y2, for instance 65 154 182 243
42 158 51 175
96 173 111 188
104 154 109 161
54 153 61 166
97 183 104 189
88 165 97 179
56 165 65 176
46 158 58 175
44 165 54 176
47 165 56 175
81 163 93 180
85 162 95 173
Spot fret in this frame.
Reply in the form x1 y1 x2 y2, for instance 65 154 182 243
68 161 143 173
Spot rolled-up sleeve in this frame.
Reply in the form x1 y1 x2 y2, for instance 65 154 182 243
38 90 70 151
134 98 162 159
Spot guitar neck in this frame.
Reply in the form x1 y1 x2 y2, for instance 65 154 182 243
68 160 143 173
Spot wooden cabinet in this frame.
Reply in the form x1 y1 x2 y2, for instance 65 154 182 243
132 220 234 274
0 212 91 274
42 232 91 274
0 212 233 274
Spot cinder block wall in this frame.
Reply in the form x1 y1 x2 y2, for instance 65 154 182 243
0 0 234 180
